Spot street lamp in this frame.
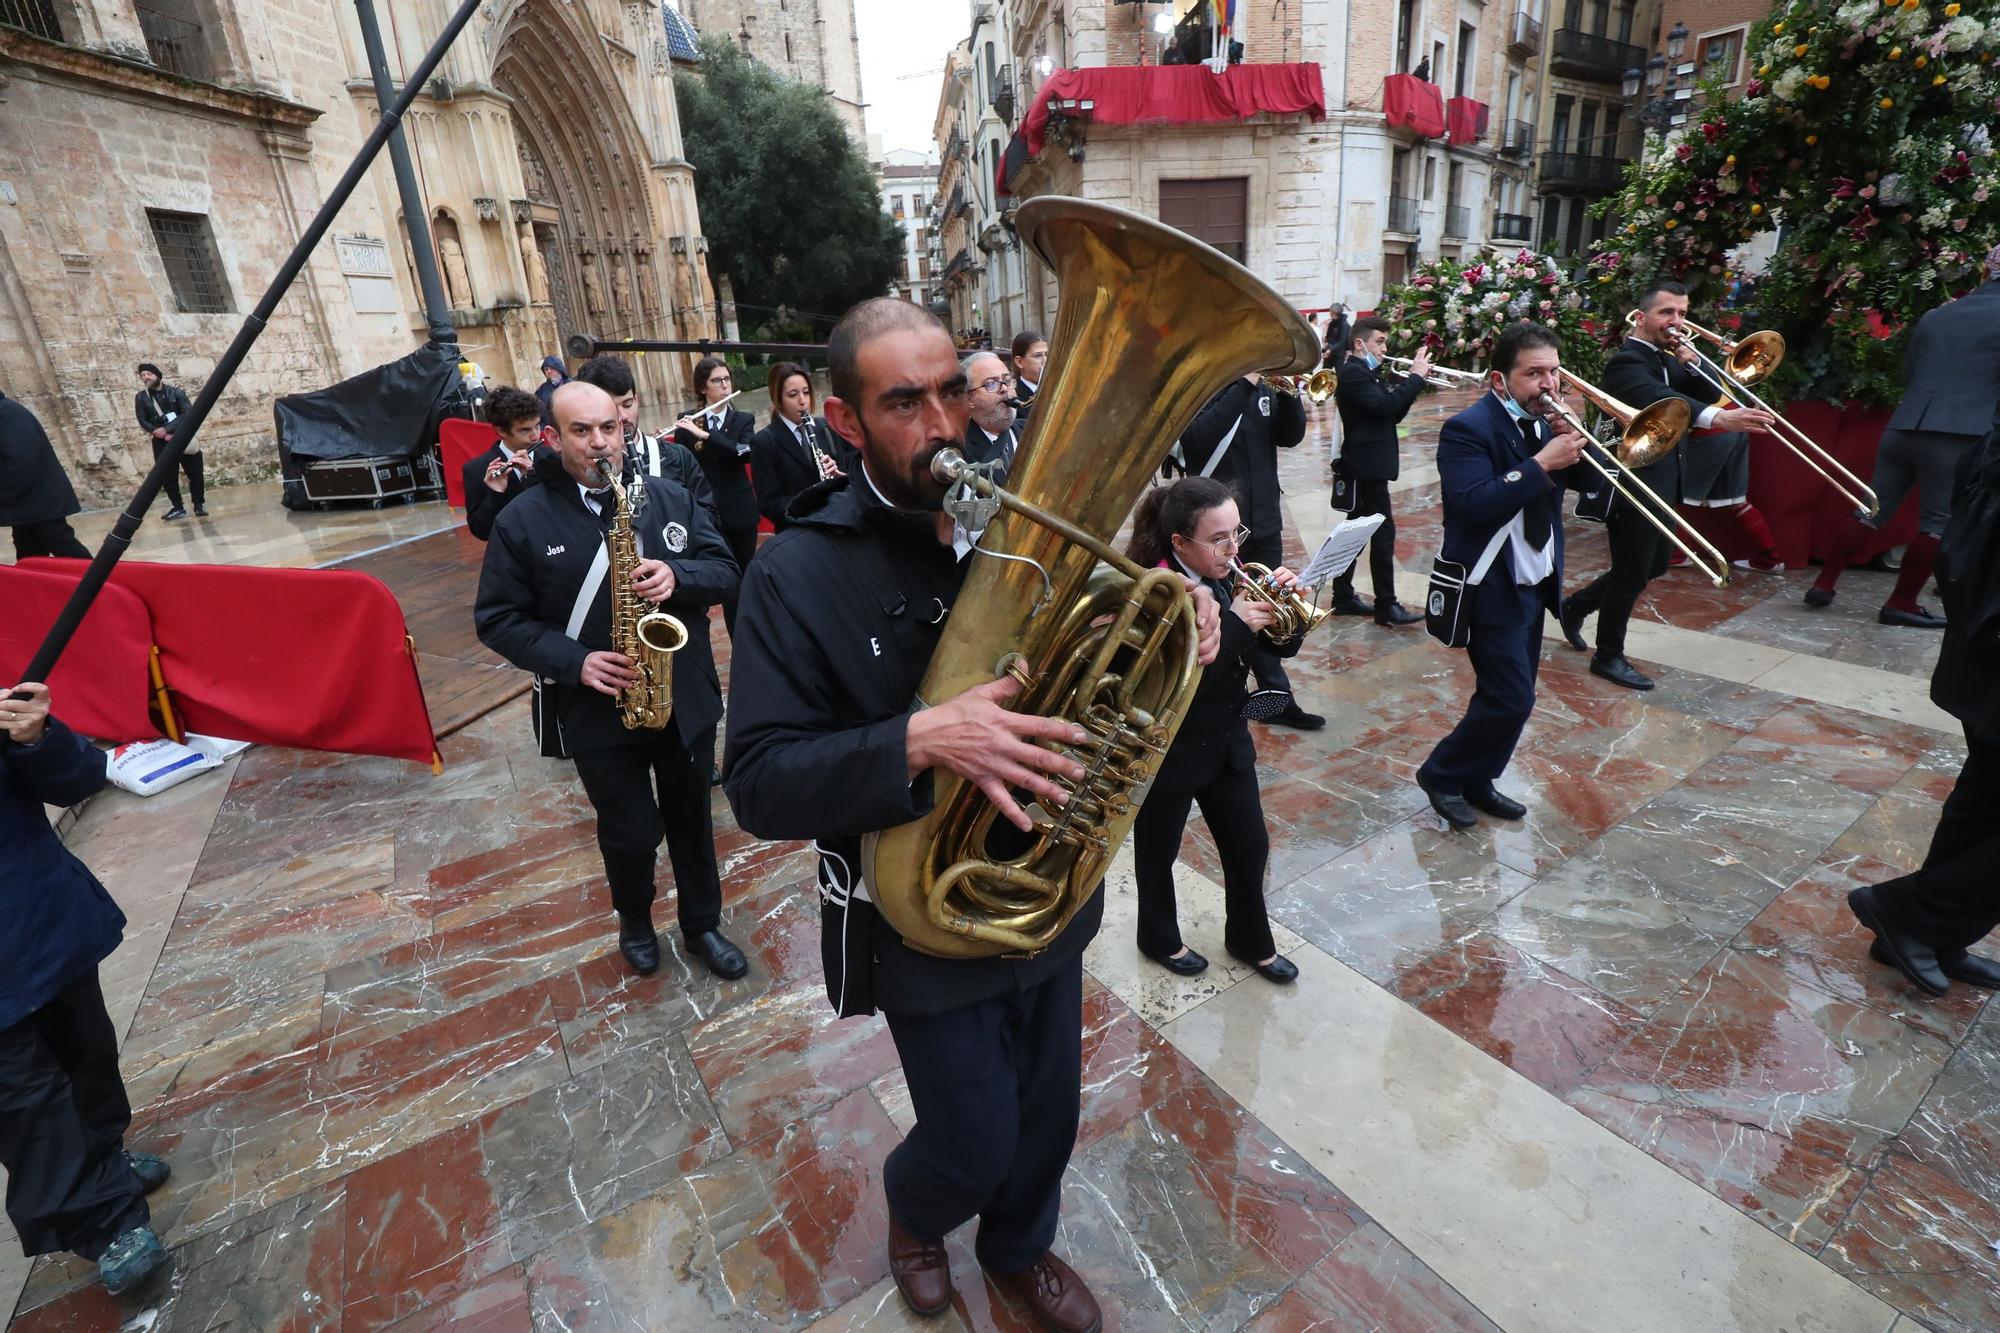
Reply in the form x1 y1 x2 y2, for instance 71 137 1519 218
1666 22 1688 61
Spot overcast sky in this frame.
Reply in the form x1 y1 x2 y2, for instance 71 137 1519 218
854 0 968 157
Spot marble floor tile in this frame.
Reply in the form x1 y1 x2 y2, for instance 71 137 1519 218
68 480 463 570
1894 1002 2000 1206
801 1277 971 1332
1159 940 1899 1333
1570 948 1952 1249
1825 790 1945 876
1824 1153 2000 1333
1243 1222 1500 1333
1391 932 1645 1099
523 1089 899 1329
378 1264 536 1332
1744 651 1957 735
1083 850 1308 1027
1639 669 1793 734
684 981 902 1147
1730 701 1939 797
1621 749 1878 892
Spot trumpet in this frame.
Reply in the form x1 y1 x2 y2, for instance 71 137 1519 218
1628 311 1879 516
1536 370 1733 587
1383 356 1487 390
1267 369 1339 404
1228 559 1333 645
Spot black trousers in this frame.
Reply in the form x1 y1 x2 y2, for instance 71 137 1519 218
720 525 758 636
151 441 205 511
1878 726 2000 956
1239 531 1293 694
882 956 1082 1273
10 519 90 560
1565 498 1671 660
1 970 149 1260
570 728 723 939
1132 756 1277 962
1330 477 1398 606
1419 578 1545 795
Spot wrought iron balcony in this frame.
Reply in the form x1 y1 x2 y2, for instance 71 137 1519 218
991 62 1014 123
1550 28 1645 83
1498 119 1535 157
1387 195 1420 234
1538 151 1625 193
1506 10 1543 57
1444 205 1471 238
1493 212 1534 241
1 0 63 40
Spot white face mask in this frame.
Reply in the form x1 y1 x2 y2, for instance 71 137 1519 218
1361 351 1381 370
1496 383 1534 420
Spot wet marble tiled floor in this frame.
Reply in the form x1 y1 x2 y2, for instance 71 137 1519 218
9 401 1987 1331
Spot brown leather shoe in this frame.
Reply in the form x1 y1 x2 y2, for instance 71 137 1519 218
887 1212 954 1317
987 1251 1102 1333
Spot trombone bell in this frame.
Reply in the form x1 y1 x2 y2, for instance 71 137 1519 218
1555 369 1690 469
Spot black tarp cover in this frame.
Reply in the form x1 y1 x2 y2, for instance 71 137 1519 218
274 342 463 463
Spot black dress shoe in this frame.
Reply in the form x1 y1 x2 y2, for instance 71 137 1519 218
1803 586 1835 608
1150 948 1209 976
687 929 749 980
1877 604 1947 629
192 504 208 518
1464 786 1527 820
1374 601 1423 626
1589 655 1655 691
618 929 661 976
1848 886 1948 996
1416 774 1478 830
1233 952 1298 984
1330 594 1376 617
1557 598 1589 651
1269 702 1326 730
1872 939 2000 990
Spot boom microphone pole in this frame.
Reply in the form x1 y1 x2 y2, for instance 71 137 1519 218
12 0 485 690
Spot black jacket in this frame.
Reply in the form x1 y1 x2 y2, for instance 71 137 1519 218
962 418 1018 484
1599 336 1719 503
1012 379 1039 434
1888 281 2000 438
474 450 739 756
1333 358 1425 480
461 442 551 542
750 414 853 530
1178 378 1307 539
1155 565 1298 793
673 405 759 531
1933 425 2000 740
0 392 81 527
628 430 718 520
134 382 193 439
724 477 1102 1017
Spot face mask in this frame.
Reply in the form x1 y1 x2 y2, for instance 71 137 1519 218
1361 352 1381 370
1497 386 1533 420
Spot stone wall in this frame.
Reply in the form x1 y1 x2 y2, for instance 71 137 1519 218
678 0 867 140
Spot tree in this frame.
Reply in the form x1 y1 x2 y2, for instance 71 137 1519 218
1587 0 2000 406
675 36 906 340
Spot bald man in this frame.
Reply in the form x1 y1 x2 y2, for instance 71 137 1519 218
474 381 748 980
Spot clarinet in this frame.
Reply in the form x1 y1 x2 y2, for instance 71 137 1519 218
804 416 842 480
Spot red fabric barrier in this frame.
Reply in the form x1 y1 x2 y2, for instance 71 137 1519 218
1445 96 1489 144
440 418 501 509
1383 74 1446 138
1743 401 1914 567
1019 63 1326 158
23 559 439 766
0 567 161 743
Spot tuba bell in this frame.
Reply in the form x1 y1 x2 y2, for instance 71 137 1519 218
860 198 1319 959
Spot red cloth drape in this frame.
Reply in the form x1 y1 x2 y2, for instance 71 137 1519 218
440 418 500 509
1737 402 1915 566
1383 74 1446 138
1018 63 1326 159
1446 96 1489 145
22 559 440 766
0 567 160 742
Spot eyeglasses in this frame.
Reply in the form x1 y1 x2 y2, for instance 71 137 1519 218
976 375 1016 394
1186 525 1251 553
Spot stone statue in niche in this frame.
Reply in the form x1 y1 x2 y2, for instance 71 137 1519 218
671 252 697 337
579 250 606 320
519 223 551 305
439 234 473 309
608 249 631 319
634 247 658 319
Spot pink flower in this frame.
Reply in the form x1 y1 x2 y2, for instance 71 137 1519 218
1858 184 1876 199
1831 177 1857 199
1673 200 1687 212
1954 217 1969 231
1863 309 1896 339
1675 144 1694 162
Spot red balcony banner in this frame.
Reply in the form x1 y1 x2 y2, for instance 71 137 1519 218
1383 74 1447 138
1018 63 1326 161
21 558 441 767
0 566 162 743
1446 96 1490 145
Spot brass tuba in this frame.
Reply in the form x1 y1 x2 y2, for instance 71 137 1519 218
860 198 1319 959
598 459 689 730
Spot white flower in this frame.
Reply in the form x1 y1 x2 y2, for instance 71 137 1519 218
1835 0 1874 29
1942 16 1983 52
1962 123 1993 156
1772 67 1807 101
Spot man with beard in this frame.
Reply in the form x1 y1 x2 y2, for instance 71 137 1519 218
725 298 1221 1332
960 349 1020 482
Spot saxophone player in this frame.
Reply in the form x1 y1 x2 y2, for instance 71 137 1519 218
725 298 1222 1332
474 382 748 981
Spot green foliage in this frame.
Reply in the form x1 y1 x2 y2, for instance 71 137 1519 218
1588 0 2000 406
674 35 905 336
1378 250 1605 384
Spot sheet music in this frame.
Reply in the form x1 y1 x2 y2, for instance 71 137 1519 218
1296 514 1388 589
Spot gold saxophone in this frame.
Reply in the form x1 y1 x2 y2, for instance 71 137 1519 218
859 198 1320 959
598 459 689 731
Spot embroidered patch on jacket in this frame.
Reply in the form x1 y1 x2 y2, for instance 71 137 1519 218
664 522 688 553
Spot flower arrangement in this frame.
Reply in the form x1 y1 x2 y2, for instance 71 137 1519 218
1587 0 2000 407
1377 250 1605 383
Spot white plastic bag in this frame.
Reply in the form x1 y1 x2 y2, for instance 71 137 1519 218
105 739 222 796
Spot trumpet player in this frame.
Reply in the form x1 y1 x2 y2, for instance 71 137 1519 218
1329 317 1430 626
1124 477 1301 985
1417 324 1592 831
1805 245 2000 628
473 381 747 982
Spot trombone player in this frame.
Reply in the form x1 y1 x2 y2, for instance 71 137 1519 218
1329 317 1429 626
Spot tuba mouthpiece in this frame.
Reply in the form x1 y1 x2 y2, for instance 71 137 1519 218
929 447 967 483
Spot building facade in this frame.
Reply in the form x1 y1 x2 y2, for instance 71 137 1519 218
874 147 940 310
1 0 719 502
1527 0 1662 261
992 0 1542 332
677 0 866 141
930 39 978 335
